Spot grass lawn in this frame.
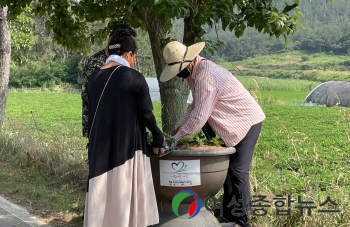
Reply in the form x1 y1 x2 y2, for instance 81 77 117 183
1 80 349 226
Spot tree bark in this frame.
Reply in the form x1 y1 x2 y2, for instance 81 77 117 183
143 9 190 134
0 6 11 131
183 1 201 46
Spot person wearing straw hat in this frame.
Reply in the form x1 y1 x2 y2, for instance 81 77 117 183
160 41 266 227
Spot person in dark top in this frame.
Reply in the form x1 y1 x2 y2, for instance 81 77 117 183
83 30 164 227
81 24 137 138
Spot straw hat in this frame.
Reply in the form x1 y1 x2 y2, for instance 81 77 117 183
160 41 205 82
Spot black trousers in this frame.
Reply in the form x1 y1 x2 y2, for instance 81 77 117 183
222 122 262 226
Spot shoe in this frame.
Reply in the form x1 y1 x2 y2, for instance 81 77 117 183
217 216 235 227
216 216 250 227
219 222 242 227
216 216 229 223
221 223 235 227
232 224 243 227
232 222 251 227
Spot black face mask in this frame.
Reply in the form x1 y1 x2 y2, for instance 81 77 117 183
176 68 191 79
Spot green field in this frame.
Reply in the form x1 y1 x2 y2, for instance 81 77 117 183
1 75 350 226
221 51 350 83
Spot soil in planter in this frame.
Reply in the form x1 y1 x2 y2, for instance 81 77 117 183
175 142 227 150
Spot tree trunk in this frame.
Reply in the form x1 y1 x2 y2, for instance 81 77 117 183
159 77 190 134
143 11 190 134
0 6 11 131
183 1 201 46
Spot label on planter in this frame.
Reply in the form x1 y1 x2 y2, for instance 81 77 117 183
159 160 201 187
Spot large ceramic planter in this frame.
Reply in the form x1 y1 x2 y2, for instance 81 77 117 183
150 147 236 227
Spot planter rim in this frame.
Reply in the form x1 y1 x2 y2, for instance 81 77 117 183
165 147 236 156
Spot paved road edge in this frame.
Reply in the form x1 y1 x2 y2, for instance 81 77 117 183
0 195 51 227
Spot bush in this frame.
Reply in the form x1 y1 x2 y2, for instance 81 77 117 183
301 55 310 62
300 65 312 70
9 54 83 88
341 60 350 66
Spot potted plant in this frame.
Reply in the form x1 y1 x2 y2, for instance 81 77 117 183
149 132 235 226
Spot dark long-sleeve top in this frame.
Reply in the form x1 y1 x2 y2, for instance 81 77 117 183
87 65 163 179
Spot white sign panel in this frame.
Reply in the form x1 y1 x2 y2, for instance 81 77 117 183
159 160 201 187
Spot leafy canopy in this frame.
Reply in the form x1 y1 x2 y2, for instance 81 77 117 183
1 0 306 52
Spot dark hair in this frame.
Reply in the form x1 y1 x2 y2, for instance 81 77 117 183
109 24 137 39
108 34 138 56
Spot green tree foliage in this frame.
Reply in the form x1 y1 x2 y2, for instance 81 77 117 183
206 0 349 61
2 0 303 55
9 14 84 88
10 7 36 64
5 0 346 83
8 14 156 88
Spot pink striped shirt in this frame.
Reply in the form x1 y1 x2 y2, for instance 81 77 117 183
173 56 266 146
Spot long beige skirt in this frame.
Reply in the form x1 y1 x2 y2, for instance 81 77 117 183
83 150 159 227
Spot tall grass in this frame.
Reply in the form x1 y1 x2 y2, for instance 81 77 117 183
1 119 87 187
